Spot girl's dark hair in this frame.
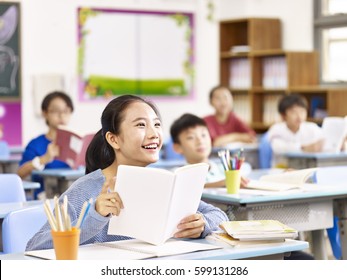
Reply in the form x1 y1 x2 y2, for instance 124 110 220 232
85 95 161 174
209 85 232 101
41 91 74 112
278 94 308 115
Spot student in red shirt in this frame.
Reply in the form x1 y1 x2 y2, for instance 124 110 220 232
203 85 256 147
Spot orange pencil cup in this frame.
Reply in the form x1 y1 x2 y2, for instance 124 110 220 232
225 170 241 194
51 227 80 260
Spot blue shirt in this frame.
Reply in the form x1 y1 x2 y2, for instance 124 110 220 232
20 134 70 197
26 169 228 250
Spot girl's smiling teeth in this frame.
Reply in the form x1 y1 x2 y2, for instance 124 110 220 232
143 143 159 149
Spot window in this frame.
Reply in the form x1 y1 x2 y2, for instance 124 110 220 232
314 0 347 84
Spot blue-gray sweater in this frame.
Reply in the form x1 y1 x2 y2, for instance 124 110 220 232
26 169 228 250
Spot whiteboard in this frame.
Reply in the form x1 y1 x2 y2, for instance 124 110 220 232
78 8 194 100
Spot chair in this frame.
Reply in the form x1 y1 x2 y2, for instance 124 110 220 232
0 140 10 157
162 137 185 160
2 206 47 253
258 132 273 169
0 174 26 203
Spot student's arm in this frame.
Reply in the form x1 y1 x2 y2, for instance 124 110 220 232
17 143 59 179
174 201 228 239
301 139 325 152
271 137 302 154
198 200 228 237
213 132 256 147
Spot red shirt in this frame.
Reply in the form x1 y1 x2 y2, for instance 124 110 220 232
204 112 255 141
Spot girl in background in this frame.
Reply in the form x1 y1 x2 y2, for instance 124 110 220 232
17 91 74 199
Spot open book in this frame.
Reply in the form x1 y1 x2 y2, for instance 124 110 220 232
25 238 221 260
108 163 209 245
219 220 298 241
55 126 96 169
245 168 318 191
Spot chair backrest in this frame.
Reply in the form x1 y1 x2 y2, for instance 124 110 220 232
2 206 47 253
0 140 10 157
0 174 26 203
321 116 347 152
162 137 185 160
258 132 273 169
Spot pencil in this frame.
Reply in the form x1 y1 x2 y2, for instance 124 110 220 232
76 200 88 229
43 202 57 231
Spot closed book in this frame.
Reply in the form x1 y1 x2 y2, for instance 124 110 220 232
219 220 298 241
206 232 285 247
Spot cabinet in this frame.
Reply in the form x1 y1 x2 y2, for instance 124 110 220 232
219 18 347 132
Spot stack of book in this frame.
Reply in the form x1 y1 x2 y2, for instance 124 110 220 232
207 220 298 247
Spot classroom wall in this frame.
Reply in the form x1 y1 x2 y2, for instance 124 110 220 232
16 0 314 146
18 0 219 145
220 0 314 50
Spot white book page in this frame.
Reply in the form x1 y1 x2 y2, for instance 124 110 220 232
259 168 318 184
108 165 174 245
164 163 209 239
245 180 301 191
97 238 220 257
25 239 221 260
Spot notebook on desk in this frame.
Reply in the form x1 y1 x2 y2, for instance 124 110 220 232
25 239 222 260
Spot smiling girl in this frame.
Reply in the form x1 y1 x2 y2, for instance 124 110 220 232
26 95 228 250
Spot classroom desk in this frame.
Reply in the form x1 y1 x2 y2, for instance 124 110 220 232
0 239 308 260
0 200 44 252
0 155 21 173
22 181 40 191
9 146 24 156
211 143 259 169
202 183 347 260
32 168 85 198
284 152 347 169
22 181 41 200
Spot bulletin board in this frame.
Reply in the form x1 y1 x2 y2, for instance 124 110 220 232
0 101 22 146
78 8 194 101
0 2 21 99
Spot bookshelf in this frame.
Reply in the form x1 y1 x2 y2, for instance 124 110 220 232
219 18 347 132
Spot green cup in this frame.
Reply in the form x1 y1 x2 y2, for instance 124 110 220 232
225 170 241 194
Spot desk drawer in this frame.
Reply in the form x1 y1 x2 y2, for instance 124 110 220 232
222 200 334 231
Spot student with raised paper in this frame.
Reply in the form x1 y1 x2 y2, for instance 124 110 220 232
17 91 74 199
26 95 228 251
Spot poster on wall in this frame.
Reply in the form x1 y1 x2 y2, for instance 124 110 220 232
78 8 194 101
0 102 22 146
0 2 21 99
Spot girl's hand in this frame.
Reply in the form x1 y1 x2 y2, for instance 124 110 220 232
174 213 205 239
95 178 123 217
240 176 250 188
42 143 59 164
